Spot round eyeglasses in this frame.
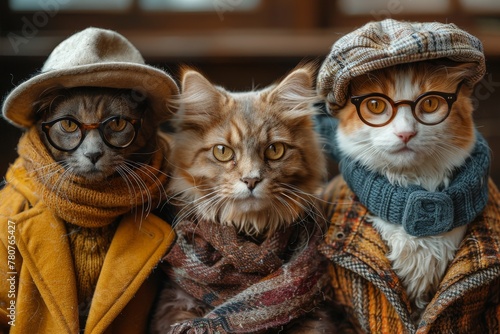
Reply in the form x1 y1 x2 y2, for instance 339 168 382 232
350 82 463 127
41 116 142 152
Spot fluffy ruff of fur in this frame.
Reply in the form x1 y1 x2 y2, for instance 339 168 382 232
371 217 467 312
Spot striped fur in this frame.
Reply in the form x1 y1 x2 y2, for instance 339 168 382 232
168 64 326 236
152 65 337 333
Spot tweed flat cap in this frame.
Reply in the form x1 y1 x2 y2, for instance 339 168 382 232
2 27 179 128
317 19 486 112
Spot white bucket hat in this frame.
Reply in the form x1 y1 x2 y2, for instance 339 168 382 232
2 27 179 128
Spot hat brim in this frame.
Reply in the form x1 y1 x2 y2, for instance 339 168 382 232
3 62 179 128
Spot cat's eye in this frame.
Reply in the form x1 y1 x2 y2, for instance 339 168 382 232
366 98 387 114
213 145 234 162
264 143 285 160
59 119 78 133
419 97 440 113
107 118 128 131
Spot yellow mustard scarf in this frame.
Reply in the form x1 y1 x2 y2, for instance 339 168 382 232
8 126 170 228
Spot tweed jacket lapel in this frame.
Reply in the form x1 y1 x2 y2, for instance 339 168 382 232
419 187 500 332
319 176 500 333
319 176 416 332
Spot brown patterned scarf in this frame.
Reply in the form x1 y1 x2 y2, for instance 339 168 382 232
11 126 170 228
164 219 329 333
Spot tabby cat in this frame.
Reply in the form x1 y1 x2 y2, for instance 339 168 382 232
151 65 338 333
32 86 169 326
335 60 477 319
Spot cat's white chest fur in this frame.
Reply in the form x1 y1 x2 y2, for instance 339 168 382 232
369 215 466 315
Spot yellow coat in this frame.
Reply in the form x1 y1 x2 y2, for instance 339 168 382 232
0 167 175 334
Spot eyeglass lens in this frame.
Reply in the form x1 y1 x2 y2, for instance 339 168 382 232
45 117 137 151
359 94 450 126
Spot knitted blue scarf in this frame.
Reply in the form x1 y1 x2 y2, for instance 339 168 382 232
316 114 490 237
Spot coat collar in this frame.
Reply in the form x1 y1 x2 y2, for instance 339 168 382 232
85 213 174 333
13 201 174 333
14 202 80 333
319 176 500 330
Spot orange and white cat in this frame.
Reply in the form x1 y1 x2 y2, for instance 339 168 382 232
335 61 477 319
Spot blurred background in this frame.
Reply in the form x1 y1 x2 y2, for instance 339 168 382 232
1 0 500 183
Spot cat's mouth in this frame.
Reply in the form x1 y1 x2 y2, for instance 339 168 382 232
72 165 110 182
392 145 415 154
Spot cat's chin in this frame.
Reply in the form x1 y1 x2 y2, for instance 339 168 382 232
391 146 415 155
224 215 294 237
233 198 268 212
72 168 111 183
209 203 300 236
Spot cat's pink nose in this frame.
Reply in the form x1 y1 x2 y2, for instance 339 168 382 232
396 131 416 144
241 177 261 191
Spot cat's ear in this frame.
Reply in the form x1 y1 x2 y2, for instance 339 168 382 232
447 62 478 82
180 69 220 106
268 64 318 117
176 69 223 129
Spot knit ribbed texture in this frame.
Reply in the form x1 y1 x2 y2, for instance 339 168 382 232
66 222 118 330
15 126 170 228
342 133 489 236
315 115 490 236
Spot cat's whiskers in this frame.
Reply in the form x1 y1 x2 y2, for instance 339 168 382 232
281 182 345 209
115 166 139 203
115 163 159 228
29 160 62 175
278 188 328 232
275 195 300 225
124 160 168 202
172 187 223 224
278 192 306 219
169 185 219 203
50 165 76 212
121 164 153 217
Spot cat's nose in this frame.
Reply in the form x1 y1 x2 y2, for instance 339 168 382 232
241 177 261 191
84 151 103 164
396 131 417 144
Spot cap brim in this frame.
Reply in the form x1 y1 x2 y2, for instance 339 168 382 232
2 62 179 128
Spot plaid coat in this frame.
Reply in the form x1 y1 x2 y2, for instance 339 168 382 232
319 176 500 334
